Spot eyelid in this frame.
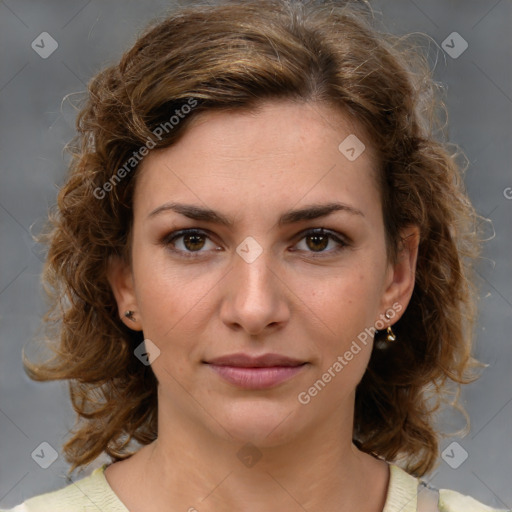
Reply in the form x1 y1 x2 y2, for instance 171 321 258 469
294 227 350 245
161 227 213 245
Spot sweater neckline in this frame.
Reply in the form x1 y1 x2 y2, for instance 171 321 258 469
383 463 420 512
94 461 420 512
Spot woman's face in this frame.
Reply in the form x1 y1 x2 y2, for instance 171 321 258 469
109 100 418 446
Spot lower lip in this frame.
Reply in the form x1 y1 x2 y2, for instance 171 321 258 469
207 364 306 389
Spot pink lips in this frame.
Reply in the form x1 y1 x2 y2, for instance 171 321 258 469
205 353 307 390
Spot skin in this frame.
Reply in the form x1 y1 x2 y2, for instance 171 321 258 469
106 100 420 512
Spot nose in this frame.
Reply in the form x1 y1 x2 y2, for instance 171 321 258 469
219 246 290 336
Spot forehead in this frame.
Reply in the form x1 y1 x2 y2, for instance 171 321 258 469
134 100 381 221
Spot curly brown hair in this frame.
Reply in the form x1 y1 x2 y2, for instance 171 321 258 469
24 0 485 477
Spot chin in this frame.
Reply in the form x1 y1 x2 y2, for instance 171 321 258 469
214 398 303 446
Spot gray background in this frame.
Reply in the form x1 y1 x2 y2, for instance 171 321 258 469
0 0 511 509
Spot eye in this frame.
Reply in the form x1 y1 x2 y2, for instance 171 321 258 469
161 227 349 259
292 228 348 256
161 228 221 257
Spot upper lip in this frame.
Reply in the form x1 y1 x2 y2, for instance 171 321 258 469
205 353 306 368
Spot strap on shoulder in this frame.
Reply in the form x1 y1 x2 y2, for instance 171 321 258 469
417 481 440 512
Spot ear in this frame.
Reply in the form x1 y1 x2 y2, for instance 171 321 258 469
106 255 143 331
379 225 420 323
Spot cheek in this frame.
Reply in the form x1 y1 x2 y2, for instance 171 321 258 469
299 268 381 338
132 248 221 345
299 274 379 397
293 261 385 386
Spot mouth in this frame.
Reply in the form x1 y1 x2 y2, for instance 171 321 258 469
203 353 308 390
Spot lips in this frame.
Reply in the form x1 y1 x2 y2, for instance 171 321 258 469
205 353 305 368
204 353 307 389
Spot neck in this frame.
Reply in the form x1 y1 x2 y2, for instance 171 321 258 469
127 394 390 512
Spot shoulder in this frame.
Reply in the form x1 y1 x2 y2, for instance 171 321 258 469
385 464 509 512
438 488 510 512
0 465 128 512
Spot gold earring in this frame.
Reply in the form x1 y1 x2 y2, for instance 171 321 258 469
124 310 136 322
386 326 396 342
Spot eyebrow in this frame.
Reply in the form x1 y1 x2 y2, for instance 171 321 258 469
147 201 364 226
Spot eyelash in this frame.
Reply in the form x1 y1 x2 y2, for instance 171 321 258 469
160 228 349 259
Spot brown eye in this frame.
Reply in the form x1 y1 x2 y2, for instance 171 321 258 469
294 228 348 256
182 233 206 251
305 233 329 252
162 229 219 257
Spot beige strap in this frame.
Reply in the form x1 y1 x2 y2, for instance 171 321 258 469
417 482 440 512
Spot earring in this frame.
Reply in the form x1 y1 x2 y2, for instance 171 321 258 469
383 311 397 343
386 326 396 342
124 310 136 322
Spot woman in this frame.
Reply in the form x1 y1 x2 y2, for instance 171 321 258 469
2 0 507 511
